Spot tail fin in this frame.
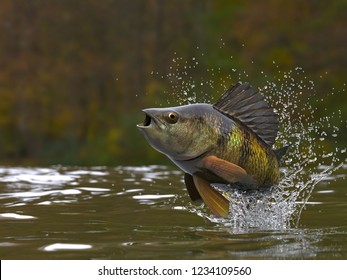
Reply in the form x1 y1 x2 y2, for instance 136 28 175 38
274 145 290 162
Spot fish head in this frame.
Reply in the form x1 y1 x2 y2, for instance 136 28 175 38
137 104 218 161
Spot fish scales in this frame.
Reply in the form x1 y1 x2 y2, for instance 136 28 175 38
137 82 288 217
214 122 279 186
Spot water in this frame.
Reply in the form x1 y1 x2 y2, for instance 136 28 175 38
154 55 346 225
1 55 346 259
0 164 346 259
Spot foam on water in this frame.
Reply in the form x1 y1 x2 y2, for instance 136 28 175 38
153 54 346 230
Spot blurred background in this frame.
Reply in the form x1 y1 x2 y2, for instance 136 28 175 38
0 0 346 166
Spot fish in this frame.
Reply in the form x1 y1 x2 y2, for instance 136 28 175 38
137 82 289 217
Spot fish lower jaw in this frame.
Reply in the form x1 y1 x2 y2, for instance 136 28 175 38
136 123 148 129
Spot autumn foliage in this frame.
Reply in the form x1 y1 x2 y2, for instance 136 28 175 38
0 0 345 165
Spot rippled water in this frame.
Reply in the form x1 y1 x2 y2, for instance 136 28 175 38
0 164 346 259
151 57 347 252
1 55 346 259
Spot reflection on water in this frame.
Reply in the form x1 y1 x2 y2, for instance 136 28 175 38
0 165 346 259
42 243 93 252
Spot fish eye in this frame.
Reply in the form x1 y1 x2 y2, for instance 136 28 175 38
167 112 178 124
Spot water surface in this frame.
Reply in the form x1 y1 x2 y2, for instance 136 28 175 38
0 164 346 259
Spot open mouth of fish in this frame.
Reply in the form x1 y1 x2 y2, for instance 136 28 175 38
137 112 160 128
137 112 154 128
142 114 152 126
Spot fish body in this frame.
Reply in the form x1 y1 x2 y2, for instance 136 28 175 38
137 82 287 217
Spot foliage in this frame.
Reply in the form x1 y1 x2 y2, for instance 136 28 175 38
0 0 345 165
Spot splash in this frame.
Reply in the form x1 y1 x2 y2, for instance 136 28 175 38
153 54 346 230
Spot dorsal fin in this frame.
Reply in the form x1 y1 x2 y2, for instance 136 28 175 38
213 82 279 146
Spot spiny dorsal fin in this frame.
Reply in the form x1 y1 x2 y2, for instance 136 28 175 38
213 82 279 146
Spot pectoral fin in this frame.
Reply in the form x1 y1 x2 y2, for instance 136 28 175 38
201 155 256 188
193 175 229 218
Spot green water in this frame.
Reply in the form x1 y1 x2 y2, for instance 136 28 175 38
0 164 346 259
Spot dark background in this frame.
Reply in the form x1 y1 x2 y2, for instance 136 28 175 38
0 0 346 166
